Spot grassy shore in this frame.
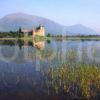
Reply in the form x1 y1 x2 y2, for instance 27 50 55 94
50 36 100 41
1 36 100 42
0 36 51 41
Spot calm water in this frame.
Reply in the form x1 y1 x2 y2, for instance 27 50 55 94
0 40 100 100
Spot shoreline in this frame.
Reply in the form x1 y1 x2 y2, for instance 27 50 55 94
0 36 100 41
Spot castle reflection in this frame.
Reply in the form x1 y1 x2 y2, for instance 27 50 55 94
32 39 45 50
23 37 45 50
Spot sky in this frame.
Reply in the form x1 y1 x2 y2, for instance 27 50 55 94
0 0 100 32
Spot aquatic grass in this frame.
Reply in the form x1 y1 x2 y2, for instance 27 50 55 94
39 49 54 60
43 64 100 99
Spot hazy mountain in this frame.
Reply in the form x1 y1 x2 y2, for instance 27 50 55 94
65 24 99 35
0 13 62 35
0 13 99 35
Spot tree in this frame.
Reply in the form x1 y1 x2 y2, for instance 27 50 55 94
47 33 51 37
19 27 22 33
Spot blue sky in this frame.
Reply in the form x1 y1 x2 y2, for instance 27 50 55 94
0 0 100 32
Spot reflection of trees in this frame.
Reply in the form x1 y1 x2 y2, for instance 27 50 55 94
46 40 51 44
17 39 24 49
0 40 16 46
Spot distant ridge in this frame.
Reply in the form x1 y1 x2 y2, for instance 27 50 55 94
0 13 99 35
65 24 99 35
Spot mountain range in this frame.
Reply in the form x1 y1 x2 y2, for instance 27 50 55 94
0 13 99 35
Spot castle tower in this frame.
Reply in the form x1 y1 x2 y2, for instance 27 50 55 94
39 25 45 36
35 25 45 36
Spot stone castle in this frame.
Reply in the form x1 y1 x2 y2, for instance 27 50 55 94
21 25 45 38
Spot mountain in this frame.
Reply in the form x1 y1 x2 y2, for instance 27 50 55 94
65 24 99 35
0 13 63 35
0 13 99 35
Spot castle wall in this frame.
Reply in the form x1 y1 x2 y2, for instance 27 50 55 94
32 29 35 39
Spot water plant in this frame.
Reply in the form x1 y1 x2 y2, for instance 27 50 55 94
42 64 100 100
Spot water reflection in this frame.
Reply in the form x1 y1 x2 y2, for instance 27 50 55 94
0 40 100 65
0 39 100 100
32 39 45 50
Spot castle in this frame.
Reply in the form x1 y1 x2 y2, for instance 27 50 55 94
20 25 45 38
